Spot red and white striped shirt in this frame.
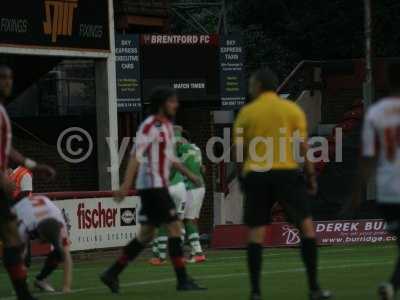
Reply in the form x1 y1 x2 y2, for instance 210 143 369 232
0 104 12 172
132 115 175 190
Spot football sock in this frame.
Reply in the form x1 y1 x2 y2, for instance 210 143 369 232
157 227 168 260
168 237 188 285
247 243 262 295
300 237 320 291
151 238 159 258
107 239 145 276
36 250 61 281
186 222 203 256
3 246 32 300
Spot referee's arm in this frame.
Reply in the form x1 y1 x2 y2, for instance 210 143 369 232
295 108 317 195
232 109 246 176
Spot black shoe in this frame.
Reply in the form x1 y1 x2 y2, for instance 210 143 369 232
20 296 38 300
100 272 120 294
250 293 262 300
310 289 333 300
177 278 207 291
18 294 38 300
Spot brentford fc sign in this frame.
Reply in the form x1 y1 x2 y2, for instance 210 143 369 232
0 0 110 51
141 34 219 46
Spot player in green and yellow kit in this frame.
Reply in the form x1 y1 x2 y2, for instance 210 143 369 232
181 131 206 263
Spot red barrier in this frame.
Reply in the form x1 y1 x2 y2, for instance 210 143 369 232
37 190 136 200
212 219 396 249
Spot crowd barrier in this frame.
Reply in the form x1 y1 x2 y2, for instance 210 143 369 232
4 191 395 255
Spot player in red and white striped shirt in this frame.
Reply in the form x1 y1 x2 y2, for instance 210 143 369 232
101 87 206 293
133 113 176 190
0 65 55 300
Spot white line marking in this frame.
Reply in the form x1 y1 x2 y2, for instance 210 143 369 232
0 260 392 300
0 244 393 277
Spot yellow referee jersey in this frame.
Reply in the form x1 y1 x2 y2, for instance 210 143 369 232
233 92 308 174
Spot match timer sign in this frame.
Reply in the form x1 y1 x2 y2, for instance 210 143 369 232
115 34 142 112
141 34 220 106
115 34 246 111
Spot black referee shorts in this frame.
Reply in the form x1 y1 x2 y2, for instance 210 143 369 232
138 188 179 227
243 170 312 228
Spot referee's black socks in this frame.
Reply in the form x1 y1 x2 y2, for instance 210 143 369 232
107 238 145 276
300 237 320 291
247 243 263 296
168 237 188 285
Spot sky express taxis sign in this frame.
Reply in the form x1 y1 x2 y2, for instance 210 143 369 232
54 197 141 251
0 0 109 50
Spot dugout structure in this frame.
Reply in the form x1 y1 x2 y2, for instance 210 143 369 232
0 0 120 190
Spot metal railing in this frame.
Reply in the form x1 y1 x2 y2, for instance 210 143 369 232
277 60 323 100
12 121 49 146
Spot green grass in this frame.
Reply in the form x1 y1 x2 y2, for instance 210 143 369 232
0 244 397 300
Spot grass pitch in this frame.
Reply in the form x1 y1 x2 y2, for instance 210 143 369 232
0 244 396 300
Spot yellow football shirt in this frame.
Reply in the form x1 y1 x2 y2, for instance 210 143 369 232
233 92 308 174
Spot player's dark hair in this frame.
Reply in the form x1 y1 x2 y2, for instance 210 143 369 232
252 67 279 92
149 86 177 114
388 63 400 93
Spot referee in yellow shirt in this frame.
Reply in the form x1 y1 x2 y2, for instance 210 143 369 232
233 68 332 300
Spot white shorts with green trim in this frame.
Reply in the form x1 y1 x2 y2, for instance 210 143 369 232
169 182 187 219
184 187 206 220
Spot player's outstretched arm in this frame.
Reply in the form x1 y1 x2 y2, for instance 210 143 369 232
8 147 56 179
62 246 73 293
114 153 139 202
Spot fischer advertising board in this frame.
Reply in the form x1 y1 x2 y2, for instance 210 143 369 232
54 196 141 251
